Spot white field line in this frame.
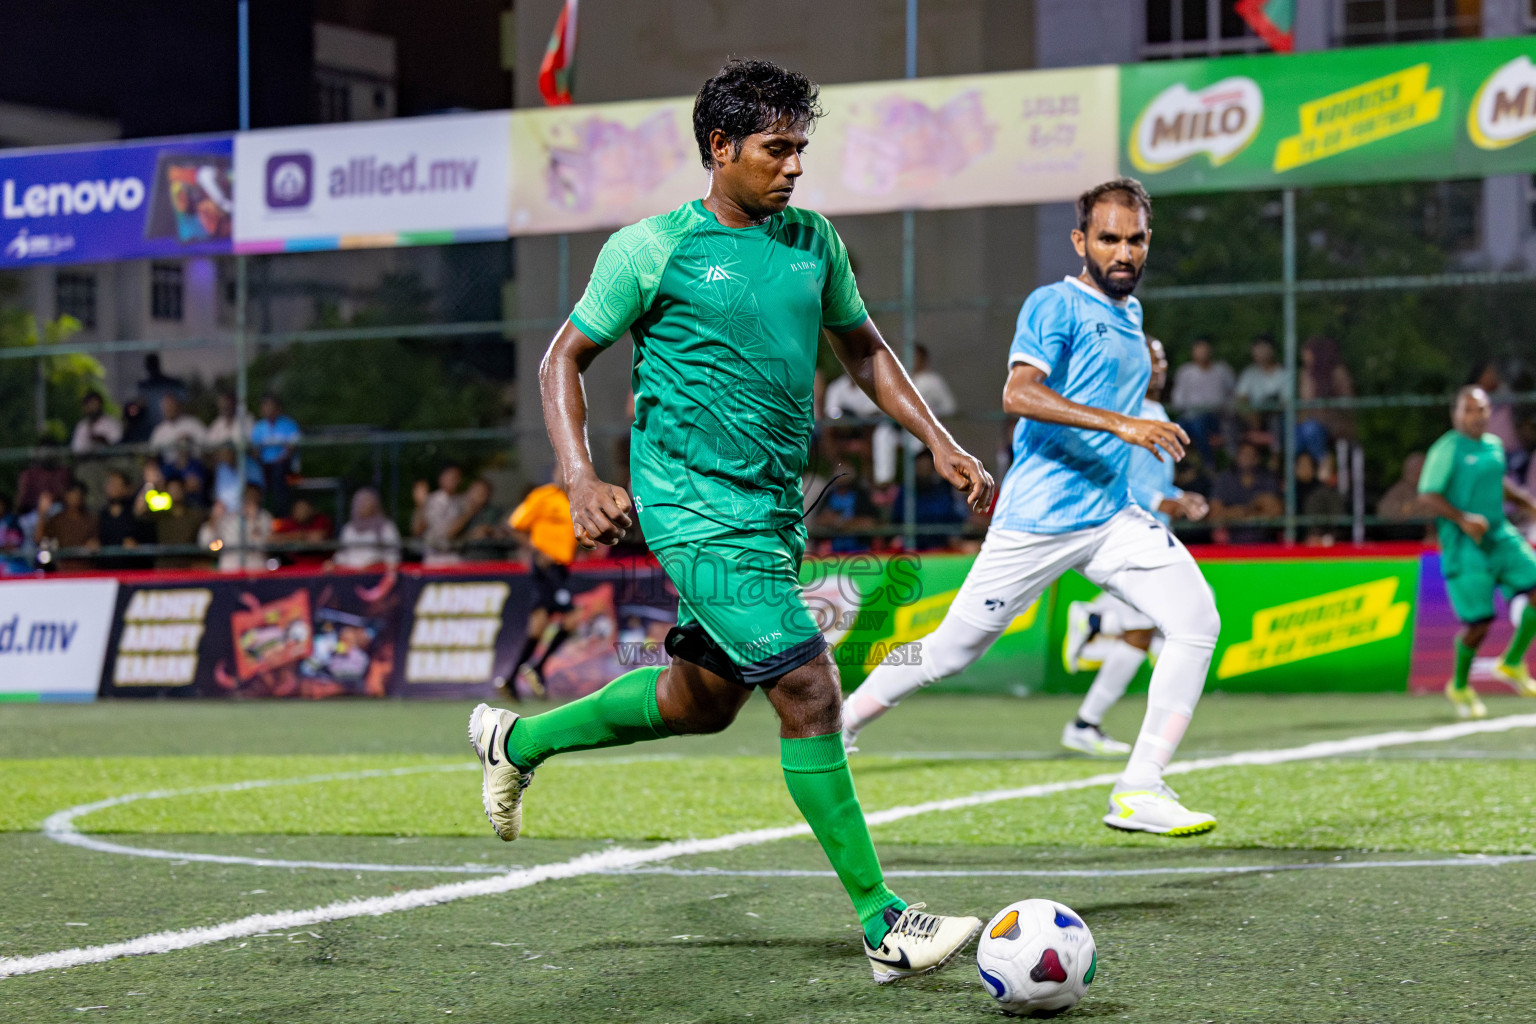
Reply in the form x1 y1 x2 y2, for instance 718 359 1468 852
6 712 1536 981
610 853 1536 881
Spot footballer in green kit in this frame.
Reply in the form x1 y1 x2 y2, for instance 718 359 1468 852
467 58 996 982
1418 385 1536 718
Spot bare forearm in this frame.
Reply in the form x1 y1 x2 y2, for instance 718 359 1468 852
830 324 952 451
1004 376 1127 435
1505 479 1536 516
538 331 600 483
1418 492 1467 526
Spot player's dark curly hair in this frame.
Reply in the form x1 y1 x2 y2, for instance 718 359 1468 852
693 58 824 170
1075 177 1153 233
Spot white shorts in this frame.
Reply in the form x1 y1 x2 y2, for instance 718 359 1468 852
948 505 1196 638
1085 593 1157 635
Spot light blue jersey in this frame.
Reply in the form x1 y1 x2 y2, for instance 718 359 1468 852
992 277 1151 535
1128 398 1181 526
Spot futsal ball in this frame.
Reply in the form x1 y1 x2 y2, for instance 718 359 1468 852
976 899 1096 1016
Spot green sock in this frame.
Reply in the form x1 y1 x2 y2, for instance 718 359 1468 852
507 667 670 770
780 733 905 947
1453 639 1476 691
1501 601 1536 668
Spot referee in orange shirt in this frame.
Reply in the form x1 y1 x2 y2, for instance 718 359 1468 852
507 468 578 698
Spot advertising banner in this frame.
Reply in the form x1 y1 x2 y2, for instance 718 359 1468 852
1042 557 1421 695
1121 35 1536 194
508 66 1118 236
233 111 511 253
0 578 118 700
0 135 232 268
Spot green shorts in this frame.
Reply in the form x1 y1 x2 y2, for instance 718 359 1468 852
653 525 827 687
1442 525 1536 624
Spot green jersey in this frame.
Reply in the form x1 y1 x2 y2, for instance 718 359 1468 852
570 199 868 548
1419 429 1510 549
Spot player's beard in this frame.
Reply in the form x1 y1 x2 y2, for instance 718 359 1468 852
1085 254 1142 299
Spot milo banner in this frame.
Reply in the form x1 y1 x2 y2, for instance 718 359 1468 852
1121 35 1536 193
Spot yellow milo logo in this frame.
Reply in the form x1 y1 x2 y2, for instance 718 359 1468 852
1273 64 1443 172
1216 578 1410 679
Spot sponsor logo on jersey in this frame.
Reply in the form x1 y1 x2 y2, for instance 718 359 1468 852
1469 55 1536 151
703 265 732 282
1128 77 1263 173
1216 577 1410 678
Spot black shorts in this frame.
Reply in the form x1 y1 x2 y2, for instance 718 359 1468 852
531 561 574 614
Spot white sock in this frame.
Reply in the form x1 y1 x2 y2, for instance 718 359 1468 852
842 613 1001 741
1118 634 1215 789
1076 641 1146 727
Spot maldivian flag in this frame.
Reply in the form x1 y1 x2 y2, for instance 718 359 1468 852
1235 0 1294 53
538 0 578 106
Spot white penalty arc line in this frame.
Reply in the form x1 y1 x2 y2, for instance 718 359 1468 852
5 712 1536 980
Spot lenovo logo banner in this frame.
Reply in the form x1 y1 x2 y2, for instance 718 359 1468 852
233 111 510 252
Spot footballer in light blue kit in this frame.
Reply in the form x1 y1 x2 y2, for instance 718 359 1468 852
843 179 1224 836
1057 336 1212 761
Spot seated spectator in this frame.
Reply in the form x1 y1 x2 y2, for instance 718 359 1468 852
210 443 262 511
251 395 301 514
1233 335 1286 446
823 370 883 481
120 398 152 445
70 390 122 455
272 498 333 567
1296 452 1345 545
204 389 252 448
815 471 879 554
462 479 510 561
413 463 483 566
1377 452 1431 542
163 439 210 493
0 493 23 551
16 447 72 515
148 477 208 569
332 488 401 570
889 450 966 551
872 344 958 486
1210 442 1282 544
198 484 273 572
1296 335 1355 464
1170 337 1235 463
149 394 206 458
35 481 99 571
133 459 171 518
97 470 151 569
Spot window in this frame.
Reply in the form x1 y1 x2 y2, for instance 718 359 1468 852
1338 0 1481 46
55 272 96 329
1144 0 1268 59
151 262 183 321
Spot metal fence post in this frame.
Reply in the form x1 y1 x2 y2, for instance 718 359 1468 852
233 0 252 570
1281 188 1298 544
900 0 918 551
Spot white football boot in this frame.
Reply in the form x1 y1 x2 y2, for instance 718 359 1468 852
1062 602 1102 674
863 903 982 983
1061 720 1132 758
468 703 534 841
1103 782 1216 836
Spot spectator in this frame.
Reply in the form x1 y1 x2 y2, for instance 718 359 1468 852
136 354 186 430
198 484 273 572
16 447 72 515
272 498 333 567
163 439 210 493
1234 335 1286 446
70 390 122 454
815 470 880 554
462 479 510 561
0 494 23 551
332 488 401 570
872 344 958 486
250 395 301 514
1377 452 1427 522
1210 441 1282 544
413 463 484 566
35 481 99 571
1296 452 1345 545
1473 362 1520 454
210 443 261 511
147 477 207 569
204 389 252 448
1296 335 1355 464
889 450 967 551
823 370 882 421
133 459 171 518
148 394 206 456
1170 337 1235 462
120 398 153 445
97 470 150 569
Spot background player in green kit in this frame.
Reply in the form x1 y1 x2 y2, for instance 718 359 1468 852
468 59 996 982
1419 385 1536 718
